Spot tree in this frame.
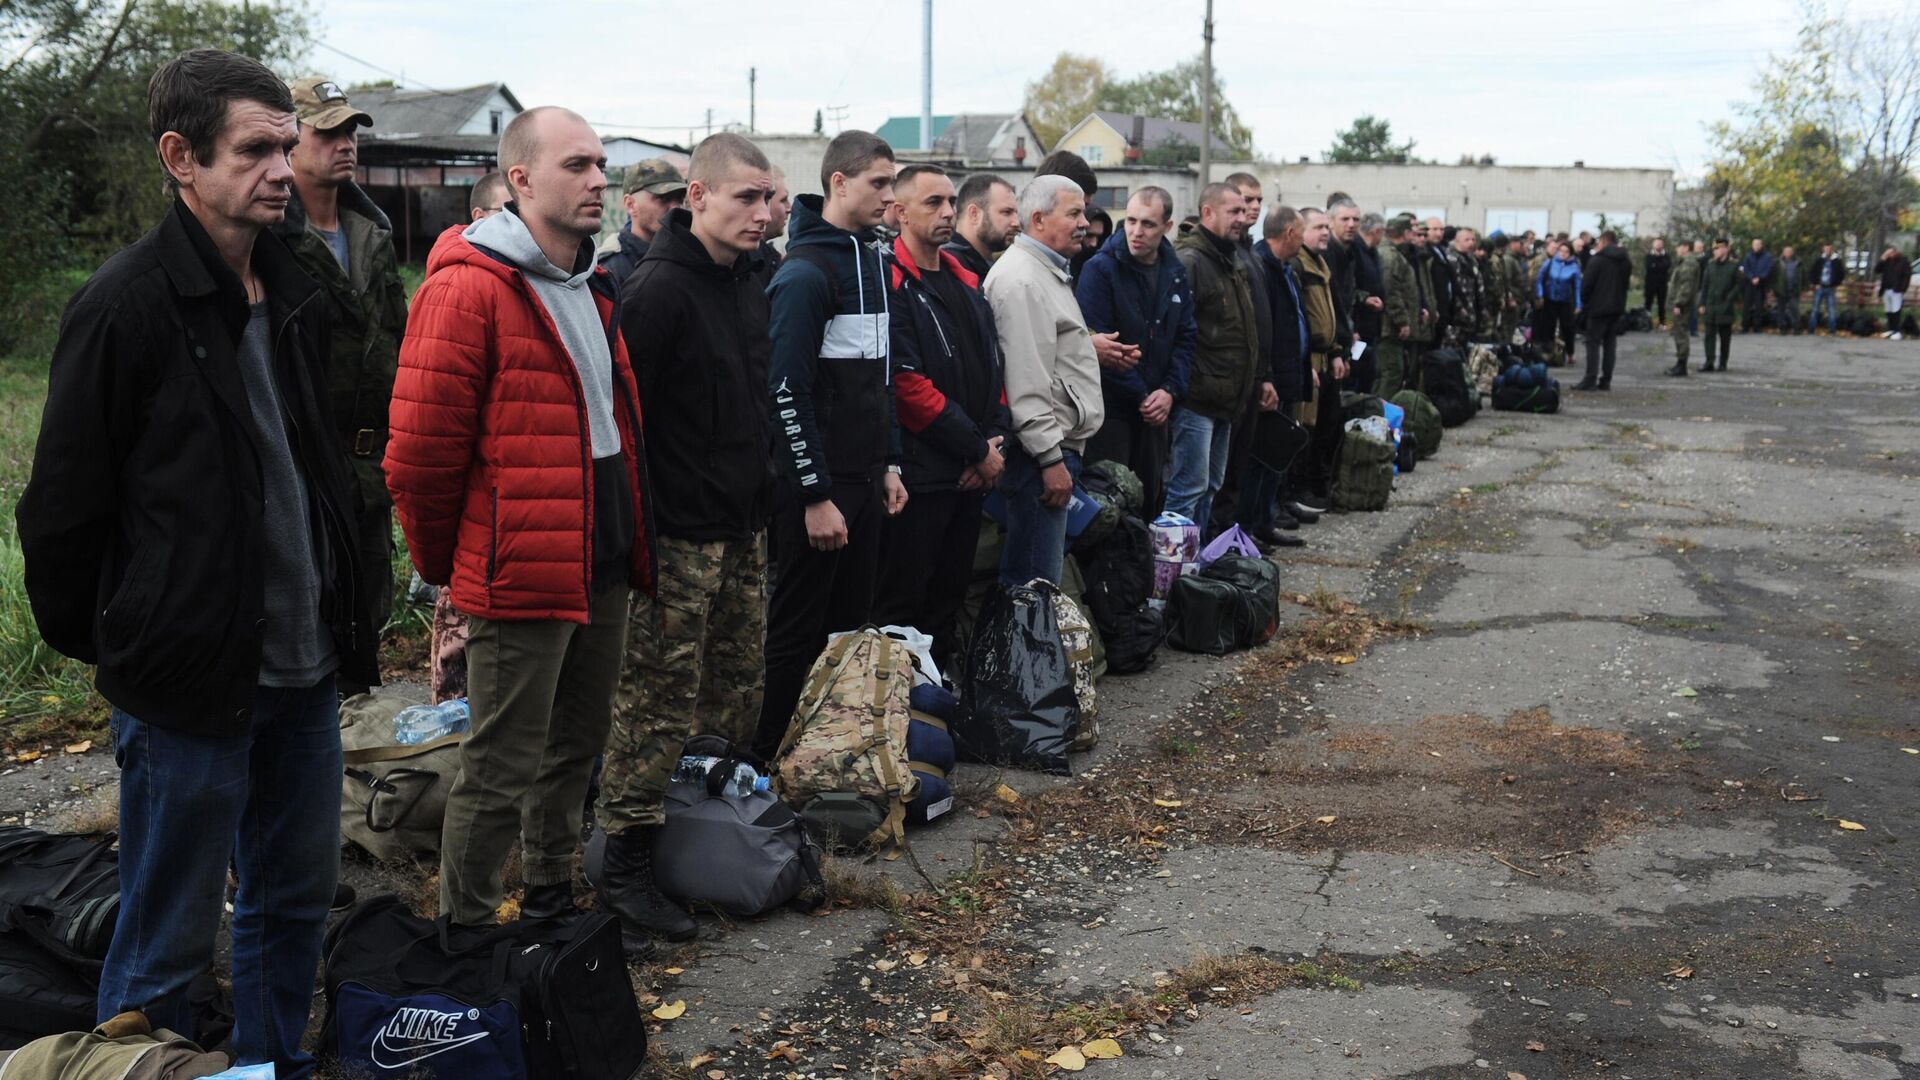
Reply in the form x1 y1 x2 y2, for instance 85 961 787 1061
1094 56 1254 157
0 0 313 349
1326 114 1416 164
812 108 823 135
1023 52 1111 152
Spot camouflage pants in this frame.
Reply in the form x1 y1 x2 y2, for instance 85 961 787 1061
597 534 767 833
1374 340 1413 401
1670 317 1691 366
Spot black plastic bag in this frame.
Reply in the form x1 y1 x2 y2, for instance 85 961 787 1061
956 583 1078 775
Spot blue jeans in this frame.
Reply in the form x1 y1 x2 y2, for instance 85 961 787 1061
1163 408 1232 527
1810 286 1838 331
1000 446 1081 587
101 679 341 1079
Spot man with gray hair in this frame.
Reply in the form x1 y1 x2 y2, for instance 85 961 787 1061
984 175 1103 585
1351 211 1387 384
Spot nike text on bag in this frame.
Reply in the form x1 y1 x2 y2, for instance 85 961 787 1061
322 895 646 1080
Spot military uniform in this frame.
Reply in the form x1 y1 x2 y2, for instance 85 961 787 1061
1445 248 1485 345
1667 254 1702 372
278 79 409 669
1374 237 1419 399
1700 254 1743 371
1504 250 1530 344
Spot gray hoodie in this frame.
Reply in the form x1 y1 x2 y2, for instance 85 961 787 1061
465 207 620 458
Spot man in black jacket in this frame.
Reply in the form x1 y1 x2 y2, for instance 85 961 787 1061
875 164 1010 668
15 49 375 1074
1643 237 1672 329
1578 230 1632 390
1808 243 1847 333
755 131 908 758
1424 216 1455 334
943 172 1020 282
596 133 777 946
1243 206 1313 547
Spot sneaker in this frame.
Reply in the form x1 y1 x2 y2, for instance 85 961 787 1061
1893 332 1905 341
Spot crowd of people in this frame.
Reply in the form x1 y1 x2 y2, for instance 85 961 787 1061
11 45 1920 1077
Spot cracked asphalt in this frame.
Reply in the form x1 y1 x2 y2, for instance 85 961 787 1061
3 328 1916 1079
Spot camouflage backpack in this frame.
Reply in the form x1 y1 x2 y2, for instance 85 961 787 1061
774 628 919 853
1049 584 1099 752
1331 421 1395 512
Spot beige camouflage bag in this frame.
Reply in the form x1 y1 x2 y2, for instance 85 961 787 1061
1467 344 1502 397
1049 588 1099 752
774 628 920 853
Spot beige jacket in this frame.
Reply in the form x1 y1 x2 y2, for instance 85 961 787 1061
983 236 1105 465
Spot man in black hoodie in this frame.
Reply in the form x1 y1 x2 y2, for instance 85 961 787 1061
943 172 1020 280
1577 230 1632 390
754 131 907 758
596 133 777 946
875 165 1009 669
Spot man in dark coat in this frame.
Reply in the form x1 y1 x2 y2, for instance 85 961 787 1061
1577 230 1631 390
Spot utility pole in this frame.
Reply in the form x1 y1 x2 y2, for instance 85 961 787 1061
705 108 713 138
920 0 934 150
750 68 757 133
1199 0 1214 183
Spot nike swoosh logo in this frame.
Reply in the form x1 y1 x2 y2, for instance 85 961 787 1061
370 1028 492 1070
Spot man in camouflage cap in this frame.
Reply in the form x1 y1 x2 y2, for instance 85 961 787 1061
598 158 687 287
278 77 408 692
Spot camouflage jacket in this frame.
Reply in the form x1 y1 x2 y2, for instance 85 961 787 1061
1375 240 1418 340
1505 252 1530 308
1669 252 1703 312
1446 248 1486 336
275 182 409 510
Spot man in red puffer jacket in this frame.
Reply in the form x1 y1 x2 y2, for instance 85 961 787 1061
386 106 652 932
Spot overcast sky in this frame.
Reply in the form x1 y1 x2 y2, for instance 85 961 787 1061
313 0 1910 179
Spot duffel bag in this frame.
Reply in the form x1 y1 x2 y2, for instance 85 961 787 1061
1331 423 1395 512
1165 576 1241 655
1389 389 1442 460
1100 606 1163 674
0 931 97 1051
648 735 823 916
1492 379 1561 414
1200 554 1281 649
321 896 645 1080
340 692 464 862
0 826 118 964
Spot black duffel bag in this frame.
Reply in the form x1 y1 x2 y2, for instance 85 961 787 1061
322 896 646 1080
0 931 97 1051
1421 348 1478 427
0 826 119 964
1166 555 1281 655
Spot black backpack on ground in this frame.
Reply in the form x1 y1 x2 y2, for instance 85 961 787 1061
321 896 646 1080
1852 312 1879 336
1421 348 1477 427
1078 514 1153 630
1100 606 1163 675
0 827 119 965
0 931 97 1051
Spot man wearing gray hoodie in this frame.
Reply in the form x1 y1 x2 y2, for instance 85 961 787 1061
387 107 652 937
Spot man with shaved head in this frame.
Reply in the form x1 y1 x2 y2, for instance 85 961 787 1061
589 132 776 948
387 106 653 936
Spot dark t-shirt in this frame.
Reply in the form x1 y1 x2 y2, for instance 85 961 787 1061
920 265 986 365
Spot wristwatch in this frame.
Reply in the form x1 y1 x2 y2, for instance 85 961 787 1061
887 465 903 475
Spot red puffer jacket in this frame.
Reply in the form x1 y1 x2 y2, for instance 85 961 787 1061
387 225 652 622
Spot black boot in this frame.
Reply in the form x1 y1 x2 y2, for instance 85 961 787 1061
521 881 576 922
1665 363 1688 377
596 826 697 943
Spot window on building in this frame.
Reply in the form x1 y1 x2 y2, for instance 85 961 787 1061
1080 144 1104 164
1485 208 1550 236
489 110 504 135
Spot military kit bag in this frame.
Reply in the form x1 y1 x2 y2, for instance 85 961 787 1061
0 826 119 964
774 628 920 853
321 896 645 1080
1080 459 1145 518
339 691 464 862
956 582 1082 775
1331 419 1395 512
1491 380 1561 413
1165 554 1282 656
1382 386 1443 457
1049 584 1099 753
1421 348 1478 427
0 1019 228 1080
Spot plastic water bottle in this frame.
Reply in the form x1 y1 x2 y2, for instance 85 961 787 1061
671 755 770 796
392 699 470 745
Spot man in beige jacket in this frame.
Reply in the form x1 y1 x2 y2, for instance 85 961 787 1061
983 174 1104 586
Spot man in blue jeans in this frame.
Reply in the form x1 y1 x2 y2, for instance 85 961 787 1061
983 175 1104 585
14 49 376 1076
1808 243 1847 333
1166 183 1260 529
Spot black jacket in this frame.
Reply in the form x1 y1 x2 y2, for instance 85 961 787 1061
1256 241 1314 404
1582 245 1632 318
596 224 650 290
1073 231 1197 409
1811 255 1848 288
1352 240 1384 342
1425 243 1455 328
15 200 375 735
1876 253 1912 294
765 194 895 502
941 238 994 281
887 238 1009 492
620 208 774 540
1643 250 1672 290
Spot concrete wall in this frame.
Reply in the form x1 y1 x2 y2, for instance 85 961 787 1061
751 133 836 197
1215 161 1677 238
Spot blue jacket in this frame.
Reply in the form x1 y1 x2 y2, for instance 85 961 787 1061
765 194 895 502
1536 257 1583 306
1740 250 1775 285
1255 240 1313 405
1074 231 1196 409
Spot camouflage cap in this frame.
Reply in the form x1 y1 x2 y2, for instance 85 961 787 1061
623 158 688 197
288 77 372 131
